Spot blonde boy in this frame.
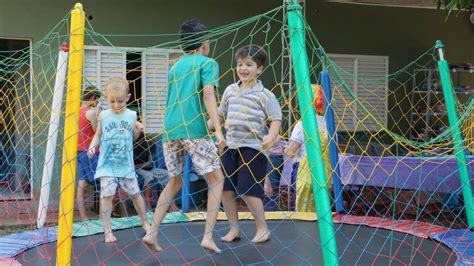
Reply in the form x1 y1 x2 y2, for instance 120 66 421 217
88 77 150 243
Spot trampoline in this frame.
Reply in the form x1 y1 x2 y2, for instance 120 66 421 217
14 219 457 265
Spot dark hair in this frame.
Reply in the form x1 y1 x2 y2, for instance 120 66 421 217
179 19 208 53
82 86 101 101
235 44 267 67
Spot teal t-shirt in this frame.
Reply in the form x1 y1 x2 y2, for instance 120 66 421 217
95 109 137 179
162 54 219 142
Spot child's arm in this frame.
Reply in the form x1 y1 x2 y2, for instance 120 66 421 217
284 140 303 158
208 88 227 131
207 116 223 131
284 121 304 158
85 108 99 131
88 118 102 158
203 85 226 149
262 120 281 150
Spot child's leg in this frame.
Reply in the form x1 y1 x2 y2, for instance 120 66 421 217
76 152 95 222
219 148 240 242
183 138 224 253
119 177 150 232
76 180 89 221
100 195 116 243
130 192 150 232
100 177 118 243
143 186 152 210
237 147 270 243
221 190 240 242
264 155 283 211
242 195 270 243
137 168 153 210
143 140 185 252
201 168 224 252
142 176 182 252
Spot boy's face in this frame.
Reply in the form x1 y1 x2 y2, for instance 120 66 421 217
105 88 130 114
89 96 99 107
236 56 263 84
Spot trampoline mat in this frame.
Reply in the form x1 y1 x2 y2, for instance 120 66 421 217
16 221 456 265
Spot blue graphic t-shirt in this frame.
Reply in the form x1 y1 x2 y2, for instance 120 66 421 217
94 109 137 179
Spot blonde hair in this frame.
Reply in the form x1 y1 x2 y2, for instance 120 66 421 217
104 77 129 94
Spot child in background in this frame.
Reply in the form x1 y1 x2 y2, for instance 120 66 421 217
284 84 332 212
88 77 150 243
76 86 101 222
215 44 282 243
143 19 225 253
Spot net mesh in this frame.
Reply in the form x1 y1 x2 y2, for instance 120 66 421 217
0 3 473 265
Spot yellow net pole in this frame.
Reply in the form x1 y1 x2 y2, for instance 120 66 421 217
56 3 85 265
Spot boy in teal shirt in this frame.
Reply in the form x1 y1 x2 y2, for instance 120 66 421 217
88 77 150 243
143 19 225 253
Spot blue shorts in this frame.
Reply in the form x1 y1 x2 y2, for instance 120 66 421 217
77 151 99 184
221 147 268 199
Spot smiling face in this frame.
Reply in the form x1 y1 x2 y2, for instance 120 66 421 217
105 87 130 114
236 56 263 86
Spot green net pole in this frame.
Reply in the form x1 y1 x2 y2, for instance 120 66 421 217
286 1 339 265
435 40 474 228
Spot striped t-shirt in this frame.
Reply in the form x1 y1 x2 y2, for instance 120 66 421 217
218 80 282 156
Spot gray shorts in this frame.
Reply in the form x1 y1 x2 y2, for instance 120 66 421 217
136 168 169 187
100 177 140 198
163 138 221 177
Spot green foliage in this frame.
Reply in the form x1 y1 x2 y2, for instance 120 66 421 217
436 0 473 15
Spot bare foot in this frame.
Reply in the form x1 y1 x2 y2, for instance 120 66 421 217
220 230 241 242
104 232 117 243
168 203 179 213
142 236 163 253
142 223 151 234
251 230 270 243
201 238 221 253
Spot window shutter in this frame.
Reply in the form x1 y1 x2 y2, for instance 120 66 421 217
83 46 126 109
83 49 97 88
142 49 183 134
356 56 388 131
99 50 126 89
329 56 356 131
329 54 388 132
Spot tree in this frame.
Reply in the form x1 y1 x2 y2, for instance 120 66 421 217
436 0 473 14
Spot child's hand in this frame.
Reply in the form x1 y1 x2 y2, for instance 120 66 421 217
214 131 226 153
87 147 96 159
134 121 144 133
96 105 103 116
264 178 273 197
262 134 275 150
284 146 295 158
207 119 214 131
